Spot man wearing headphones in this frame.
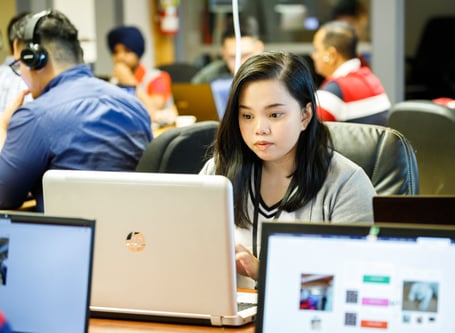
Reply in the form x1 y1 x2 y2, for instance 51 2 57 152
0 10 152 211
311 20 390 125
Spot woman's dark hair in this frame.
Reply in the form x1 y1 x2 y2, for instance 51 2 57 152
213 51 333 228
12 9 83 64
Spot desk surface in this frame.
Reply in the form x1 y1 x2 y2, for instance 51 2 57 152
89 289 256 332
89 318 255 332
152 123 175 137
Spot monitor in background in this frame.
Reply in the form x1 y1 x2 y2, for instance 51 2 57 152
210 77 232 119
0 212 95 333
256 222 455 333
373 195 455 224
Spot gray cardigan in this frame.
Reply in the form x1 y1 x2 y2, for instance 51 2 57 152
200 151 376 288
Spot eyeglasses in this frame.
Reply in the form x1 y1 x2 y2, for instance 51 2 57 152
9 58 21 76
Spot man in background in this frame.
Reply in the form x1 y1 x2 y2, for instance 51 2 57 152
191 15 264 83
107 25 178 126
0 12 31 111
312 20 390 125
0 10 152 211
332 0 369 42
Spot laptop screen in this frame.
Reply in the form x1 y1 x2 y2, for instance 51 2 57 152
42 170 257 326
210 77 232 119
256 222 455 333
171 83 219 121
0 213 95 333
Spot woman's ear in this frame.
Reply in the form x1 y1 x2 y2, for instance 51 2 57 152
301 102 313 130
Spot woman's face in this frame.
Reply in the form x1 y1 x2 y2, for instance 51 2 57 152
238 79 312 164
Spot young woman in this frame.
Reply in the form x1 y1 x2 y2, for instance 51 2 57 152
200 51 375 287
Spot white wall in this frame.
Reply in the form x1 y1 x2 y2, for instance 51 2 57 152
54 0 97 63
54 0 155 76
371 0 404 104
123 0 154 69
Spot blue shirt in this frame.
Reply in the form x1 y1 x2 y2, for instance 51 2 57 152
0 64 152 211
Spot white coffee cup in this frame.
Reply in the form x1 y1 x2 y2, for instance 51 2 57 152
175 115 197 127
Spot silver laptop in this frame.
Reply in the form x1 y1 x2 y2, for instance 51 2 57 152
42 170 256 326
256 222 455 332
0 212 95 333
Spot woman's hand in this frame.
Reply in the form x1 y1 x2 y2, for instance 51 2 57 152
235 243 259 281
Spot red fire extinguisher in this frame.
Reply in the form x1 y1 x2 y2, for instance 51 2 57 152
159 0 180 35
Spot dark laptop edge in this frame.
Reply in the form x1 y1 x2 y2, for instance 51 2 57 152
1 211 96 333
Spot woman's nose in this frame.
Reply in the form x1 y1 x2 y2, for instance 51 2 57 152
255 117 270 135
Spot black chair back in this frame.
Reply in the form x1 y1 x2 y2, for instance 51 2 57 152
387 100 455 194
136 121 219 174
326 121 419 195
138 120 419 194
157 63 200 83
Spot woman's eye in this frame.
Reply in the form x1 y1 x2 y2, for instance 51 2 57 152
240 113 252 119
270 112 283 118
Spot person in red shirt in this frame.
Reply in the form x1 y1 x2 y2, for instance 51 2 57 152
107 25 177 125
312 20 390 125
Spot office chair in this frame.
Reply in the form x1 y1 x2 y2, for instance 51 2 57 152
136 121 219 174
406 16 455 99
387 100 455 194
157 62 200 83
325 121 419 195
138 120 418 193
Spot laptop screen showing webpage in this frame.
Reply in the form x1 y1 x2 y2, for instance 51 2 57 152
0 213 95 333
256 222 455 333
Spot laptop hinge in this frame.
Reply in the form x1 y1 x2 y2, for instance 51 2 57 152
210 315 222 326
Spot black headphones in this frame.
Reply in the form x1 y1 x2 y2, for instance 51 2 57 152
20 10 52 70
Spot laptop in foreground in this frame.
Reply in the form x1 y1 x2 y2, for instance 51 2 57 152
373 195 455 224
256 221 455 332
42 170 256 326
0 212 95 333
